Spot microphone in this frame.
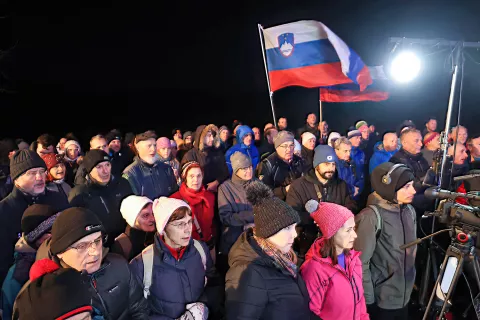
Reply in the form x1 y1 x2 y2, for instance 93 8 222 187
305 199 319 214
424 187 480 201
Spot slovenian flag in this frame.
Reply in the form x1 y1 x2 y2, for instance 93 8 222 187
262 20 372 92
319 66 390 102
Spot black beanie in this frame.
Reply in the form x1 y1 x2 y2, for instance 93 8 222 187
105 130 122 144
14 259 92 320
246 180 300 238
371 162 414 203
22 204 59 247
83 149 110 173
10 149 47 181
50 207 105 255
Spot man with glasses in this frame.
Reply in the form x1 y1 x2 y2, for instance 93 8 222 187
0 149 69 286
32 207 149 319
257 131 304 200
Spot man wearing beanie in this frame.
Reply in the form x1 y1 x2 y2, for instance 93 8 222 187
34 207 148 319
257 130 304 200
226 180 312 320
0 149 69 287
354 162 417 320
69 149 133 247
1 204 59 320
13 259 93 320
106 129 134 178
286 144 356 259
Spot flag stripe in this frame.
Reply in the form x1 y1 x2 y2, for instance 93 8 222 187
320 89 389 102
266 39 340 71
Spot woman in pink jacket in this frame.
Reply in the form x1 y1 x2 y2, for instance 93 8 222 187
300 201 369 320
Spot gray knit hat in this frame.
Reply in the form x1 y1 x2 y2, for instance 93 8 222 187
274 131 295 149
231 151 251 173
246 180 300 238
10 149 47 181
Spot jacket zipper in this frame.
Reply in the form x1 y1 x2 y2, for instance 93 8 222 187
100 196 110 214
90 276 110 320
400 205 407 307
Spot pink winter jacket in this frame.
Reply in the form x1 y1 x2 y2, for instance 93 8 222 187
300 238 369 320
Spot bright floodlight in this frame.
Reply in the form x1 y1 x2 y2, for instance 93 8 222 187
390 51 421 83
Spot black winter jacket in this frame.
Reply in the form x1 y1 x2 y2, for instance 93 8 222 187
225 229 313 320
256 152 304 200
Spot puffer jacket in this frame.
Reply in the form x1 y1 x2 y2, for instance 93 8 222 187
181 124 229 186
354 192 417 310
257 152 304 200
225 229 312 320
301 238 369 320
336 159 360 200
225 125 260 175
31 239 149 320
369 141 400 175
350 147 365 195
123 156 178 200
129 236 222 319
217 176 255 254
45 180 71 203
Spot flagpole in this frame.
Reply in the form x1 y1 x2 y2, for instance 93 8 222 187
319 98 323 123
258 24 277 126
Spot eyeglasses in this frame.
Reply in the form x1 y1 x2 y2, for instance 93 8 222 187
169 220 193 230
69 235 106 253
25 169 46 178
278 144 295 150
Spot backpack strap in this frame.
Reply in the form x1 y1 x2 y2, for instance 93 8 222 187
368 205 383 240
141 244 154 299
193 239 207 271
114 233 133 260
313 184 323 201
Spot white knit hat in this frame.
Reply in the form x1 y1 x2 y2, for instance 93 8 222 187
327 132 341 147
301 132 316 146
120 195 153 227
153 197 191 235
64 140 81 152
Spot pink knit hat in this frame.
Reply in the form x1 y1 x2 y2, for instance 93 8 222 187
305 200 354 239
156 137 171 149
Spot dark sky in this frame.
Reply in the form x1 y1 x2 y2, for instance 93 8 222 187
1 0 480 146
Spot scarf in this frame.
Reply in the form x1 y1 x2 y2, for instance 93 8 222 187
179 183 210 208
253 229 298 278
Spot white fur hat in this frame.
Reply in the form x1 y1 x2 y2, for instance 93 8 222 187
120 195 153 227
64 140 81 152
301 132 316 146
153 197 191 235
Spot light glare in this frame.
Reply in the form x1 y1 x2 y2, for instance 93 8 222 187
390 51 421 83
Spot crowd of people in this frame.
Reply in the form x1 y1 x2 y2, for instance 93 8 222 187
0 113 478 320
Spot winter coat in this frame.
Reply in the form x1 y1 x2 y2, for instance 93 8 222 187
45 180 71 203
0 187 69 285
297 124 319 140
421 148 435 167
31 239 149 320
369 141 400 175
123 156 178 200
390 148 431 210
257 138 275 160
181 124 230 186
300 238 369 320
111 226 154 262
158 154 181 185
336 159 362 201
0 164 13 201
217 176 254 254
354 192 417 310
68 175 133 246
257 152 304 200
130 236 222 319
350 147 365 194
286 169 357 258
225 126 260 175
64 158 80 186
225 230 312 320
110 147 135 177
301 145 314 174
1 238 36 320
170 184 216 247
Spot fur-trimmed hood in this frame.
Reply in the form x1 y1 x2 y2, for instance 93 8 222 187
193 124 221 151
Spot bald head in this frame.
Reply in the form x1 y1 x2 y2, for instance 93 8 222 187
383 132 398 152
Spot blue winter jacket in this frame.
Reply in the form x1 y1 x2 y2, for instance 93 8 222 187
336 158 364 200
350 147 365 196
369 141 401 175
129 236 218 319
225 126 260 176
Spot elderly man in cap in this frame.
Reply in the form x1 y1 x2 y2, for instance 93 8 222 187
33 207 149 319
0 149 69 286
257 131 304 200
69 149 133 246
287 145 356 259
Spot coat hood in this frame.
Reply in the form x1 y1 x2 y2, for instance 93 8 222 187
194 124 221 151
235 125 254 148
374 141 400 154
367 192 403 211
228 229 276 270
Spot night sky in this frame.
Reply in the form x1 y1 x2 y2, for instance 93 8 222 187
2 0 480 146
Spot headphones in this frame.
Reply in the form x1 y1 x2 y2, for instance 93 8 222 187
382 164 406 185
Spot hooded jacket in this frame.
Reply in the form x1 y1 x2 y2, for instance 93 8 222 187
225 229 312 320
225 126 260 176
300 238 369 320
181 124 229 186
354 191 417 310
369 141 400 175
336 159 362 200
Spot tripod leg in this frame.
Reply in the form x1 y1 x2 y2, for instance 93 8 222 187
438 255 464 319
423 253 451 320
420 243 432 308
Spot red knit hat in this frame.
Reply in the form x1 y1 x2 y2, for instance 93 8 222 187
306 201 354 239
41 153 65 182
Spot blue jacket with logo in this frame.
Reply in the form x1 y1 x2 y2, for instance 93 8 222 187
225 126 260 176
